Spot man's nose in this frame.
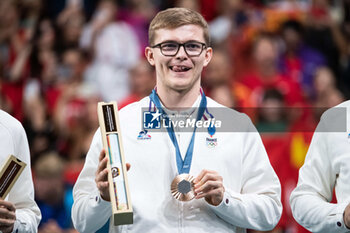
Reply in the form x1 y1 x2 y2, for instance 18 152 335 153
175 45 188 59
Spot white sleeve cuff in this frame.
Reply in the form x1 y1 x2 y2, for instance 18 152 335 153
12 219 20 233
93 192 112 210
12 218 28 233
208 191 239 214
332 202 350 233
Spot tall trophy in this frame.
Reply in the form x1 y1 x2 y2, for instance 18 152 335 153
97 102 133 225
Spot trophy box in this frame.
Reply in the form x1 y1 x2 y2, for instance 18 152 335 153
97 102 133 225
0 155 26 199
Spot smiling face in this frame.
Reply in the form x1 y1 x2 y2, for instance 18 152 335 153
145 24 212 94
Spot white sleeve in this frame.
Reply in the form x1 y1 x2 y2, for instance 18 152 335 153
71 129 112 233
9 122 41 233
210 123 282 231
290 119 350 233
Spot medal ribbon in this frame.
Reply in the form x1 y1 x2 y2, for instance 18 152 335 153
149 89 207 174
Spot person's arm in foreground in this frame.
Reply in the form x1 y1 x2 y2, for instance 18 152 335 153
2 117 41 233
72 130 130 232
290 116 350 233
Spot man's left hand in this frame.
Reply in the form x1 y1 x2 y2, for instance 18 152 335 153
0 199 16 233
194 170 225 206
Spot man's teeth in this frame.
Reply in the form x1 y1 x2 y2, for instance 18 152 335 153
171 66 190 72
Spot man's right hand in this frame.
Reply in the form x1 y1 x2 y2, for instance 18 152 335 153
344 203 350 229
95 149 130 202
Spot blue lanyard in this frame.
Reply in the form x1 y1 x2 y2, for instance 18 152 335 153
149 89 207 174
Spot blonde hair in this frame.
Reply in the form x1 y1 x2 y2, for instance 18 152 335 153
148 8 210 46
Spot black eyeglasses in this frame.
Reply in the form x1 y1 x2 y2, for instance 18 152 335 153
152 41 207 57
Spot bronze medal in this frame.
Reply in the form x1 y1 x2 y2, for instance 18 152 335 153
171 174 195 201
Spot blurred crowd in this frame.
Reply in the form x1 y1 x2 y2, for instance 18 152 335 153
0 0 349 232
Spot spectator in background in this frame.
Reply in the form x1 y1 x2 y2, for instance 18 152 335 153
80 0 140 102
56 4 85 51
34 151 77 233
203 48 255 115
53 47 89 126
118 58 155 109
304 0 347 79
210 85 235 109
209 0 248 47
240 33 305 108
279 19 327 99
29 18 59 106
24 18 59 160
0 109 41 232
45 47 99 163
202 49 236 108
0 0 37 121
312 66 344 119
23 81 55 161
30 18 58 81
54 82 100 161
210 0 266 81
118 0 157 53
256 89 287 133
44 47 90 117
202 49 233 91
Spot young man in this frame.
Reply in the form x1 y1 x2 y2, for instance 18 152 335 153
72 8 282 232
290 101 350 232
0 109 41 232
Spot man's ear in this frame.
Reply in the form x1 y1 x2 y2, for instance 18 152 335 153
203 47 213 67
145 47 155 66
